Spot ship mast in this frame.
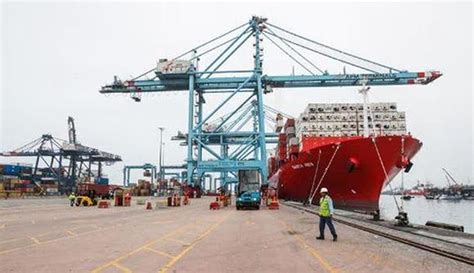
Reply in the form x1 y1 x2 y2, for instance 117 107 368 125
359 82 371 137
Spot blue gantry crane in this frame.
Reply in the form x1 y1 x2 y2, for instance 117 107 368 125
99 16 441 189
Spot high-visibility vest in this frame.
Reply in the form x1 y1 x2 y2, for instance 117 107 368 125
319 196 331 217
68 194 76 201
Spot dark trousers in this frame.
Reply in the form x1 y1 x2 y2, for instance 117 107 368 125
319 216 337 238
70 200 75 207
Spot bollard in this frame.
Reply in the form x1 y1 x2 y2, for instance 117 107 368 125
146 201 153 210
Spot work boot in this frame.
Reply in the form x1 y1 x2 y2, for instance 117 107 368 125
316 236 324 240
333 235 338 242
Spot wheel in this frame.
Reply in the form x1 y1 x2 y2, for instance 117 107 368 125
236 206 240 210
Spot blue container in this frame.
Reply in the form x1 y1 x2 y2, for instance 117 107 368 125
4 165 21 175
96 177 109 185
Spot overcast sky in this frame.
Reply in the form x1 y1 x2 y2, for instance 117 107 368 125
1 1 472 187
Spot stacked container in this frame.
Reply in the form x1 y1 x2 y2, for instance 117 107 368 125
285 119 300 160
276 133 287 163
296 102 407 139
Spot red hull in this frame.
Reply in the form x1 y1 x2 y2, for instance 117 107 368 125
269 136 422 212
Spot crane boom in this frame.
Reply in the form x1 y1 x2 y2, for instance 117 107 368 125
100 71 441 94
99 16 441 187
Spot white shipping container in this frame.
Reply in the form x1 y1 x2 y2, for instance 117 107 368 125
275 119 285 132
288 137 299 146
285 127 296 136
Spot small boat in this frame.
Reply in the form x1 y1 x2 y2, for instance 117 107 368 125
425 194 435 200
463 195 474 200
438 194 462 201
401 195 413 200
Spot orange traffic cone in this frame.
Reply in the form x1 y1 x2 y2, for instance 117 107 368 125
268 196 279 210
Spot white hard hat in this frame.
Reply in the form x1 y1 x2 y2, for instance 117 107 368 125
320 187 328 193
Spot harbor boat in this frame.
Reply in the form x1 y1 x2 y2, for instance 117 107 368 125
401 195 413 200
439 193 463 201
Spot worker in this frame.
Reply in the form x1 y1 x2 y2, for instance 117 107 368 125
316 187 337 241
68 192 76 207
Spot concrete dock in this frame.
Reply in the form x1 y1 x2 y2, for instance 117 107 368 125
0 197 472 272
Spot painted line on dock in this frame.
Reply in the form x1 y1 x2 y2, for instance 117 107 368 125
165 237 189 245
279 220 338 273
112 262 132 273
153 220 175 224
144 247 176 259
0 211 157 256
27 236 40 245
66 230 77 236
90 221 199 273
159 211 233 273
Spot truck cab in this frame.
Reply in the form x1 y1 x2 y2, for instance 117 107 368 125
236 170 261 210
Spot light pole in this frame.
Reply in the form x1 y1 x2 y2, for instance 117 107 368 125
162 142 166 179
158 127 165 180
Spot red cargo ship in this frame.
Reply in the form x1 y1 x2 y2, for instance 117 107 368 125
268 103 421 213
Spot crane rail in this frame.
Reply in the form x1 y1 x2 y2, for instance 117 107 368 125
283 202 474 266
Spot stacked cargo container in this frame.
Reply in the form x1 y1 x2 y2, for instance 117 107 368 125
0 163 39 196
296 102 407 139
285 119 299 160
271 118 302 173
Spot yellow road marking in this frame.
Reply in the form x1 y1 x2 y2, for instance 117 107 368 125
0 206 164 256
90 222 197 273
144 247 175 259
0 204 65 211
66 230 77 236
153 220 174 224
112 262 132 273
280 220 338 273
27 236 40 245
0 237 25 244
159 211 232 273
166 237 189 245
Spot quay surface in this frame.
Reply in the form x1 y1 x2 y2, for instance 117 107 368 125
0 197 472 272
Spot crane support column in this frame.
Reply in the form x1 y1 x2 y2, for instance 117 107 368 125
187 73 195 184
253 17 268 183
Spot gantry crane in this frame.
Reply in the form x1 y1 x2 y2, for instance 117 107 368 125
1 117 122 192
99 16 441 189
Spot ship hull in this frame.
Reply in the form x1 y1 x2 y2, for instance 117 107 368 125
269 136 422 212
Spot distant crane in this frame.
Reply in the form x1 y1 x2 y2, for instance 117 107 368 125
442 168 460 186
99 16 441 189
0 117 122 192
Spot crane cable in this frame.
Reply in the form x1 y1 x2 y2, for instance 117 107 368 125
307 149 322 204
262 31 316 76
309 144 341 204
372 137 402 213
264 31 379 74
265 22 401 73
130 22 249 81
265 27 325 74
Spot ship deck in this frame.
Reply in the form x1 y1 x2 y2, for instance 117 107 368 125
0 197 472 272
